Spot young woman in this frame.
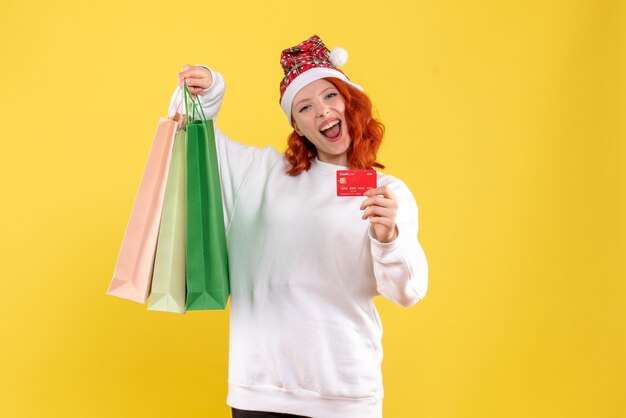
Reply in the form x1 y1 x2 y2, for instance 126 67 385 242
170 35 428 418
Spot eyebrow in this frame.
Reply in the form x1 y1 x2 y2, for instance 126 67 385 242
293 86 336 109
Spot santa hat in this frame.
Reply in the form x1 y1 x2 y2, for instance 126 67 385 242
279 34 364 123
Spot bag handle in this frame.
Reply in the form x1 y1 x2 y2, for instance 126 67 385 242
167 81 208 123
182 83 207 123
167 82 185 119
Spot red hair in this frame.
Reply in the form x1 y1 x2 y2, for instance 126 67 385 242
284 77 385 176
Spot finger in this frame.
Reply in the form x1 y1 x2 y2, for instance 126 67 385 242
368 216 396 229
360 196 397 210
364 186 396 200
179 85 205 98
178 64 193 84
186 85 204 94
179 66 210 81
178 68 211 89
180 65 206 78
183 78 210 92
181 68 210 79
362 206 395 221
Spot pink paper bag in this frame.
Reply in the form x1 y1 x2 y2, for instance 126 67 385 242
107 116 181 303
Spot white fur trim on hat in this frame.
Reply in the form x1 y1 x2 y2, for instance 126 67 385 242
280 67 364 123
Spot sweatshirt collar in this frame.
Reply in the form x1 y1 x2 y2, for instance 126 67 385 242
310 157 348 175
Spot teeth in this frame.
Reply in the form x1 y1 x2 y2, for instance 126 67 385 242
320 120 340 131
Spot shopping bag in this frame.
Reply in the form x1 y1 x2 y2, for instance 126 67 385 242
148 128 187 313
185 112 230 310
107 115 181 303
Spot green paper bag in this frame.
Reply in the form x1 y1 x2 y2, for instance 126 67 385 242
185 119 230 310
148 128 187 314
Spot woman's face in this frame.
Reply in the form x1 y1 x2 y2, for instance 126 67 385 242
291 79 351 166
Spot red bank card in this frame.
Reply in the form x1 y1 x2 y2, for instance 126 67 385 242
336 170 377 196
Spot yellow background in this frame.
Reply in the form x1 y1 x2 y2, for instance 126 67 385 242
1 0 624 417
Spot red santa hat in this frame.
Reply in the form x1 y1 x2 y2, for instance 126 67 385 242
279 34 364 123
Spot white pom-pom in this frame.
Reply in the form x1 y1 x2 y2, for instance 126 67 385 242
329 47 348 67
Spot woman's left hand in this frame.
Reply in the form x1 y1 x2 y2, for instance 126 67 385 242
360 186 398 243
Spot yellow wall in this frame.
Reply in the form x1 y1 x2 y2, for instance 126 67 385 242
1 0 624 417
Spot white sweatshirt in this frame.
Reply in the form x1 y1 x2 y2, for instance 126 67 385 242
169 69 428 418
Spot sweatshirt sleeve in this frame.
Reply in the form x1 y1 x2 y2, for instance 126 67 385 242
368 179 428 307
168 66 282 229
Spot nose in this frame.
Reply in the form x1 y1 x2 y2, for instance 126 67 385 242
317 106 330 117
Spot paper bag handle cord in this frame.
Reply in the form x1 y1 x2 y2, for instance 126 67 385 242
167 82 185 119
182 83 207 123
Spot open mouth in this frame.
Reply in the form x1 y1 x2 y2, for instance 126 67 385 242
320 120 342 140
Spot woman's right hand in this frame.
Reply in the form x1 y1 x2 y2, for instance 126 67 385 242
178 65 213 99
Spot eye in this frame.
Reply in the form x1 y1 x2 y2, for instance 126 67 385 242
298 104 311 113
326 92 338 99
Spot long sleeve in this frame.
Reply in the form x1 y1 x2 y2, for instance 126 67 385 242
368 179 428 307
168 66 282 230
